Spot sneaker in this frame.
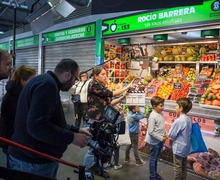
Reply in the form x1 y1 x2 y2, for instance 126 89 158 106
124 157 132 162
135 160 146 166
114 164 122 170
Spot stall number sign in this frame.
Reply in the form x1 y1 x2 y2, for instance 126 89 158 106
174 83 182 89
164 111 215 132
147 87 154 93
199 74 207 81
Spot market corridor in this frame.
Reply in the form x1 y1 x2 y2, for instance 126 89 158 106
0 99 206 180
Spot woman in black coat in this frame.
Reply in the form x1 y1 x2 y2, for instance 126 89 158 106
0 65 36 167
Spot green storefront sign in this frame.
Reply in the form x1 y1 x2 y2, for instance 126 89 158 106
11 36 39 49
42 23 95 45
103 0 220 36
0 42 8 50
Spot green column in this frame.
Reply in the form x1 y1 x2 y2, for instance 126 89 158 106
95 19 104 65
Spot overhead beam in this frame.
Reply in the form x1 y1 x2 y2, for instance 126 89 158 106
0 4 31 13
0 18 23 27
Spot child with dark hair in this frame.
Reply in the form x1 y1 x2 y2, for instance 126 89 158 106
125 105 146 166
145 96 167 180
168 98 193 180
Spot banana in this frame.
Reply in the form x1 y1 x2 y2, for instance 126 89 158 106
199 45 206 55
172 46 179 55
186 46 196 56
190 46 196 55
161 49 167 56
177 46 182 54
153 48 160 56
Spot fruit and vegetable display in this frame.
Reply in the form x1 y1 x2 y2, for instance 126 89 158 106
156 81 173 99
199 69 220 107
145 79 163 98
153 43 217 62
169 82 192 101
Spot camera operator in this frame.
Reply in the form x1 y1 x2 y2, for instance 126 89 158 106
83 66 132 178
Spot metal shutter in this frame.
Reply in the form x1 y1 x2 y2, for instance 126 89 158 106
43 40 96 73
14 47 39 73
43 40 96 99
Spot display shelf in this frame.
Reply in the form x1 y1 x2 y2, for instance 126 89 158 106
145 99 220 120
199 61 217 64
158 61 197 64
158 61 217 64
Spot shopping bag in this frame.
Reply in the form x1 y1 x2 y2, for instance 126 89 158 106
117 117 131 146
190 123 208 154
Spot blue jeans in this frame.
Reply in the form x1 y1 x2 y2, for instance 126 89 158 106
9 155 59 178
149 141 164 179
83 123 98 170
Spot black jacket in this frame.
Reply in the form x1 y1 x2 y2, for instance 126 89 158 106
0 80 22 149
8 71 79 164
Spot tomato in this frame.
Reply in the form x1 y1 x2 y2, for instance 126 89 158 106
121 64 125 69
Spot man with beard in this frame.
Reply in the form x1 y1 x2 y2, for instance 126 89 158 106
0 49 12 80
8 59 91 178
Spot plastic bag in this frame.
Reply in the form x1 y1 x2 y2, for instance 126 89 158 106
190 123 208 154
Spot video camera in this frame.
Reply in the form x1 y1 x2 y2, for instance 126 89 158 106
88 105 125 169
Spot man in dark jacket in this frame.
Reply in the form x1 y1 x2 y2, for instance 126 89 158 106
0 49 12 80
8 59 91 178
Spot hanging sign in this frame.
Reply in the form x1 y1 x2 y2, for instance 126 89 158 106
42 23 95 45
0 42 8 50
102 0 220 36
10 36 39 49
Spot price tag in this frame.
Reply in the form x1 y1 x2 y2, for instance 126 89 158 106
147 87 154 93
174 83 182 89
199 74 207 81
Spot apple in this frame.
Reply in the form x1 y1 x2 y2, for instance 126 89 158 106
110 20 117 32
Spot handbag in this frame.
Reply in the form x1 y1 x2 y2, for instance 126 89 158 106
71 80 87 104
190 122 208 154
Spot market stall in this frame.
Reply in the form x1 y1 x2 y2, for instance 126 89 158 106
101 1 220 179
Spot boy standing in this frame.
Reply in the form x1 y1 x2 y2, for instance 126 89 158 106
168 98 193 180
145 96 167 180
125 105 146 166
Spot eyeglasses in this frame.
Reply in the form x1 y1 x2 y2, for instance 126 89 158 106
71 72 79 81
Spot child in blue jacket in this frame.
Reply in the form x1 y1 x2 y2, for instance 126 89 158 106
125 105 146 166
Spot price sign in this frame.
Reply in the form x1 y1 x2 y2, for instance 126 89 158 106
199 74 207 81
147 87 154 93
164 111 215 133
174 83 182 89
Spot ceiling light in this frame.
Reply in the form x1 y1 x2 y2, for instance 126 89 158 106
0 31 4 35
118 38 130 45
153 34 168 42
201 29 219 38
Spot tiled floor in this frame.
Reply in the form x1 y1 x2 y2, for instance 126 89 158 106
0 99 206 180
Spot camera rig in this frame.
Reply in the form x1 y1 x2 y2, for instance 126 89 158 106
87 105 125 179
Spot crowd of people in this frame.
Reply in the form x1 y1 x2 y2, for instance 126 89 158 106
0 48 196 180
